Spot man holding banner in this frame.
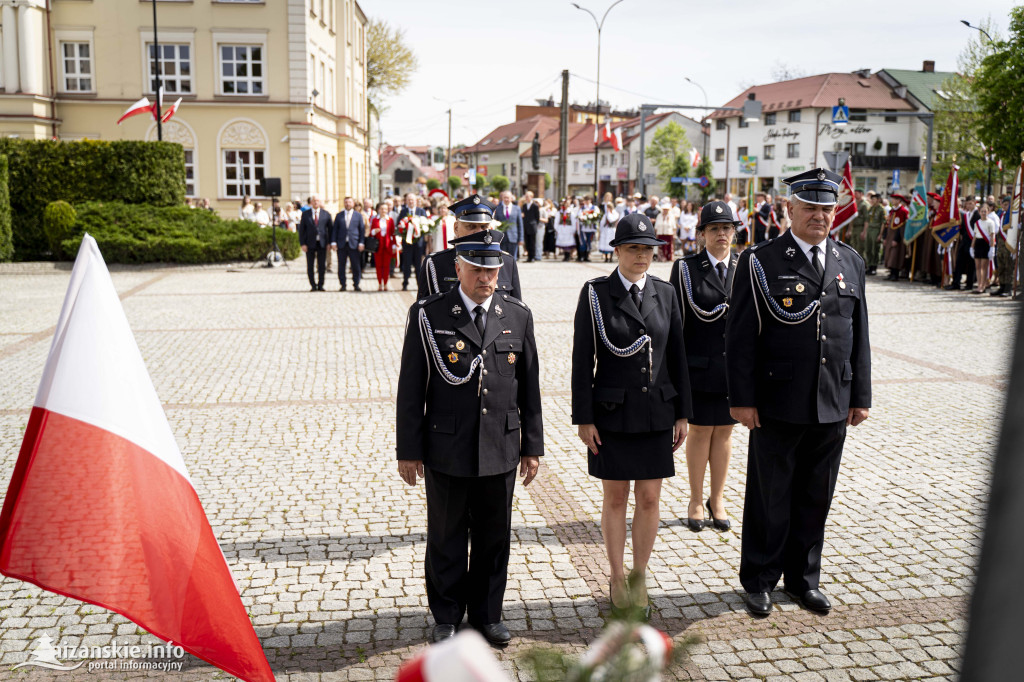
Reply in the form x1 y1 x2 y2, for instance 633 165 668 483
883 194 909 281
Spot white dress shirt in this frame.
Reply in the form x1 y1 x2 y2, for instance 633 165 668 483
790 232 827 271
617 269 648 304
458 287 493 332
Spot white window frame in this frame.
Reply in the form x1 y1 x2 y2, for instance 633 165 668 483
184 148 197 198
56 30 95 94
139 29 195 96
787 143 800 159
222 149 266 198
212 30 268 97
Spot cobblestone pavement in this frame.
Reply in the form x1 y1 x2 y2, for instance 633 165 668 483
0 257 1013 681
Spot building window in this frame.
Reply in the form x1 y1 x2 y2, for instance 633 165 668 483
220 45 263 95
855 176 878 192
736 146 748 159
849 108 867 122
715 119 726 130
763 144 775 160
147 44 191 94
843 142 867 155
738 118 749 128
319 61 326 107
887 143 899 156
601 154 606 167
573 160 579 173
714 148 725 162
184 149 196 197
223 150 265 197
884 111 898 122
60 42 93 92
764 112 776 125
788 110 801 123
787 143 800 159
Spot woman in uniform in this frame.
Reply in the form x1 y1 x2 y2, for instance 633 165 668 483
572 213 692 619
669 201 739 533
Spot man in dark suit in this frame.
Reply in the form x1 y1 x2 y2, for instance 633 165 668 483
752 194 772 243
331 196 365 291
521 191 541 262
493 191 524 260
946 196 978 291
398 193 428 291
726 168 871 618
396 232 543 646
297 193 332 291
418 195 522 301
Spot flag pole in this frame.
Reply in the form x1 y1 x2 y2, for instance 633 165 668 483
909 240 917 282
151 0 163 141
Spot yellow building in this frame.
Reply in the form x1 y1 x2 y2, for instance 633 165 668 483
0 0 369 216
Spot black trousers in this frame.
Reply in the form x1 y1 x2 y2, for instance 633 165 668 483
524 230 537 261
401 240 424 286
305 244 326 288
424 467 515 626
953 240 976 289
338 246 362 288
740 417 846 594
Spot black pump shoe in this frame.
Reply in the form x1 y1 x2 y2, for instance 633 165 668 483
706 500 731 531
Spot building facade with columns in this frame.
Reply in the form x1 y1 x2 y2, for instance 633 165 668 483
0 0 369 216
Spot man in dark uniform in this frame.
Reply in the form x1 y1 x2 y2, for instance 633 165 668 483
417 194 522 301
726 168 871 617
947 196 978 291
398 193 428 291
396 232 543 645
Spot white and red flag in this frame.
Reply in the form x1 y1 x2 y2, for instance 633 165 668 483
830 158 858 238
689 147 701 169
116 96 155 124
610 126 622 152
0 235 274 682
161 97 183 123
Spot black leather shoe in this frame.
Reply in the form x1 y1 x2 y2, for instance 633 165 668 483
310 286 317 292
788 588 831 614
744 591 772 616
354 285 362 292
705 500 731 531
317 285 325 291
431 624 457 643
473 622 511 646
944 284 960 291
685 517 704 532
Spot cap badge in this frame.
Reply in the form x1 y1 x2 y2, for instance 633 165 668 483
455 339 466 350
452 304 463 315
472 196 481 204
508 352 516 365
785 246 796 257
817 170 826 181
483 232 492 244
782 297 793 308
638 222 647 231
494 304 503 315
795 282 806 293
447 352 459 364
715 206 723 214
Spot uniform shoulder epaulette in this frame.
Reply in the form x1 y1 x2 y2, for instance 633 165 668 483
683 252 700 260
648 272 668 284
836 240 861 257
748 239 772 252
417 292 445 307
499 292 529 310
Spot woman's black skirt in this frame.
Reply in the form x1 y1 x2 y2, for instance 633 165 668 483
588 428 674 480
690 391 737 427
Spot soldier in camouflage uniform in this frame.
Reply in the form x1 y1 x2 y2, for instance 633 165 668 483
864 192 885 275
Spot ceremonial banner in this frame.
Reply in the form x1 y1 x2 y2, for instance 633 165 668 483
0 236 274 682
830 159 858 238
1009 159 1022 255
904 170 930 244
932 165 961 247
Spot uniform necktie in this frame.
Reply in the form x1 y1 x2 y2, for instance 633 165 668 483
809 245 824 282
716 262 727 286
474 305 486 337
629 283 641 310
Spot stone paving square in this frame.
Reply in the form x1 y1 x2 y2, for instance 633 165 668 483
0 258 1012 680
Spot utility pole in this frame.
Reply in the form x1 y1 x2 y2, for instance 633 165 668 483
151 0 163 141
558 69 569 200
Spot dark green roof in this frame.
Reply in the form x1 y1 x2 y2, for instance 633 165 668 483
880 68 960 111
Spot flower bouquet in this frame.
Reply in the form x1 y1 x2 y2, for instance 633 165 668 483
579 205 602 229
397 215 435 244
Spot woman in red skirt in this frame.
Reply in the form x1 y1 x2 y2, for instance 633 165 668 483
370 202 397 291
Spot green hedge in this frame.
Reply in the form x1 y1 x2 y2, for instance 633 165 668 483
58 201 299 264
0 139 186 260
0 155 11 261
42 200 76 260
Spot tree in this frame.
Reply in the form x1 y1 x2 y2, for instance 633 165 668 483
663 156 690 201
472 174 486 192
695 156 717 203
770 61 807 82
645 120 691 190
544 172 552 190
366 19 418 116
447 175 462 195
426 178 441 191
930 16 1001 193
976 8 1024 172
490 175 510 193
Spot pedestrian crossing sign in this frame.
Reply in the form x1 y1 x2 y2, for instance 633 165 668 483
831 105 849 125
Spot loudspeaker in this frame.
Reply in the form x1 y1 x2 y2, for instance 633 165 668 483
259 177 282 197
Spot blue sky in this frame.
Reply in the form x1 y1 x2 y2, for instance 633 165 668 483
374 0 1015 149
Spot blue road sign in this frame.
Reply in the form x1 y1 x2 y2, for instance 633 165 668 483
891 169 900 189
832 105 849 125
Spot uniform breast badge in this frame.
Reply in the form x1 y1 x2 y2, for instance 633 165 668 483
451 304 463 315
785 246 796 257
832 247 840 259
508 352 516 365
494 304 503 315
782 297 793 308
448 352 459 364
795 283 805 293
455 340 466 350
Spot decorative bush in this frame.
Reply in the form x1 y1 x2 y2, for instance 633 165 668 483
42 200 77 260
59 201 299 264
0 139 185 260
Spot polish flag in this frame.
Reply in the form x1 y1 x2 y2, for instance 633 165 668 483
830 158 858 237
689 148 701 169
116 96 155 124
0 236 275 682
161 97 182 123
602 120 613 143
610 127 623 152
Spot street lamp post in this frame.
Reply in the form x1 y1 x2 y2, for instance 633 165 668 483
150 0 163 141
961 20 994 196
960 19 994 42
572 0 625 198
685 76 709 162
433 97 466 195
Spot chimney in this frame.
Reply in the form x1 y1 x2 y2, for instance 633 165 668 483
923 60 935 73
